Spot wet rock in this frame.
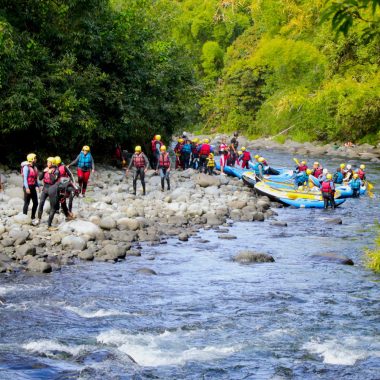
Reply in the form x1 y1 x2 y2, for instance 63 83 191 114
15 244 36 259
270 221 288 227
117 218 140 231
13 213 32 225
252 212 265 222
325 218 343 225
169 215 189 226
99 216 117 230
196 174 220 188
178 233 189 242
60 220 104 240
205 213 225 226
9 229 30 245
234 251 275 263
78 250 94 261
61 235 87 251
27 258 52 273
126 249 141 257
218 234 237 240
227 200 247 209
137 267 157 275
256 199 271 211
312 253 354 265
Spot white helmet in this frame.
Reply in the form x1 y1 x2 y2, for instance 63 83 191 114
346 164 352 170
323 168 328 174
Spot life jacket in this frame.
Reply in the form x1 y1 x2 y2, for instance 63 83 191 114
158 153 170 168
22 164 38 186
252 162 263 175
298 164 308 172
151 139 162 154
115 147 122 159
133 153 146 168
191 143 199 155
313 168 323 178
207 157 215 167
242 151 251 161
181 143 192 154
78 152 92 171
333 171 343 184
219 143 228 152
358 169 366 180
58 164 69 178
174 143 183 155
43 169 55 185
321 181 333 193
296 172 308 185
350 179 361 190
199 144 211 156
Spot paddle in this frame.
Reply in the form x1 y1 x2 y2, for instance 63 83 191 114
293 157 300 166
365 180 374 198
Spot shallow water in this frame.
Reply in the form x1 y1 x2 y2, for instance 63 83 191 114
1 150 379 379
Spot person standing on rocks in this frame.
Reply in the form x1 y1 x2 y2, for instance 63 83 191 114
190 138 200 169
174 138 184 169
150 135 163 170
198 138 211 173
37 157 59 224
156 145 171 192
22 153 40 226
126 146 150 195
55 156 76 212
206 152 216 175
68 145 95 197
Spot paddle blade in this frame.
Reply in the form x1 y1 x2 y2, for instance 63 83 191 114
293 157 299 165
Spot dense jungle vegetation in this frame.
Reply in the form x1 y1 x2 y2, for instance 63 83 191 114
0 0 379 161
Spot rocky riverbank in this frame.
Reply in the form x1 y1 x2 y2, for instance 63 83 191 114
0 167 276 274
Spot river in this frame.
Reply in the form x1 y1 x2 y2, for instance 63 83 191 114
0 150 379 379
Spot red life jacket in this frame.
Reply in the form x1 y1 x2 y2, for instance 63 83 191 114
298 164 308 172
26 165 37 186
313 168 323 178
191 144 199 154
199 144 211 156
174 143 183 154
358 169 365 180
242 151 251 161
321 181 333 193
151 139 162 153
133 154 146 168
58 164 68 178
159 153 170 168
43 169 54 185
219 143 227 152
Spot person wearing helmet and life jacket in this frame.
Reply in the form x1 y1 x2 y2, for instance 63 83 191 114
181 139 192 170
206 153 216 175
349 173 362 198
37 157 59 223
251 157 265 179
296 160 308 173
68 145 95 197
344 164 354 181
219 137 228 155
156 145 171 192
358 164 366 181
47 178 78 230
236 150 243 167
55 156 76 212
126 146 150 195
295 168 312 188
240 147 251 169
174 138 184 169
312 162 323 178
340 163 346 174
333 167 344 184
321 173 336 209
318 168 328 183
198 138 212 173
22 153 40 225
220 148 230 175
190 138 200 169
151 135 163 170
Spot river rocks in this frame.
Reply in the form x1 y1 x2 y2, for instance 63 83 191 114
270 221 288 227
0 224 5 236
137 267 157 275
61 235 87 251
312 253 354 265
178 232 189 242
13 213 31 225
325 218 343 225
78 250 94 261
196 174 220 188
15 244 36 259
27 258 52 273
9 229 30 245
1 238 15 248
99 216 117 230
227 200 247 210
218 234 237 240
234 251 275 264
252 212 265 222
117 218 140 231
60 221 104 240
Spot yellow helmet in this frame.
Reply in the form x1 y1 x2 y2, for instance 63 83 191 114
192 138 199 143
306 169 312 175
160 145 166 152
55 156 62 165
135 145 142 152
178 138 184 143
258 157 265 163
326 173 332 180
209 153 214 157
238 150 243 155
340 163 346 169
353 173 359 179
47 157 55 164
27 153 36 162
254 154 260 159
313 162 319 166
155 134 161 141
241 147 246 151
301 160 307 165
82 145 90 152
360 164 365 170
203 138 210 144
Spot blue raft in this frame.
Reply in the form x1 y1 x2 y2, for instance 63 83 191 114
279 197 346 209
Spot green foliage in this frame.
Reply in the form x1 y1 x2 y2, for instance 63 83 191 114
366 224 380 273
201 41 224 80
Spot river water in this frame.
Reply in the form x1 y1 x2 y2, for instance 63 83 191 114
0 150 379 379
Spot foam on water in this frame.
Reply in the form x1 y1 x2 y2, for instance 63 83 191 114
64 305 134 319
22 339 91 357
97 329 241 366
303 336 380 365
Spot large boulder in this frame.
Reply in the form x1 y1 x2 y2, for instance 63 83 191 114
227 200 247 210
204 213 225 226
15 244 36 259
59 220 103 240
13 213 31 225
61 235 87 251
99 216 117 230
117 218 141 231
78 250 94 261
196 174 220 188
234 251 275 264
26 258 52 273
9 229 29 245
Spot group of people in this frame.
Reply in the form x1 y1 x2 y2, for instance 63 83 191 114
21 146 95 229
292 160 367 208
